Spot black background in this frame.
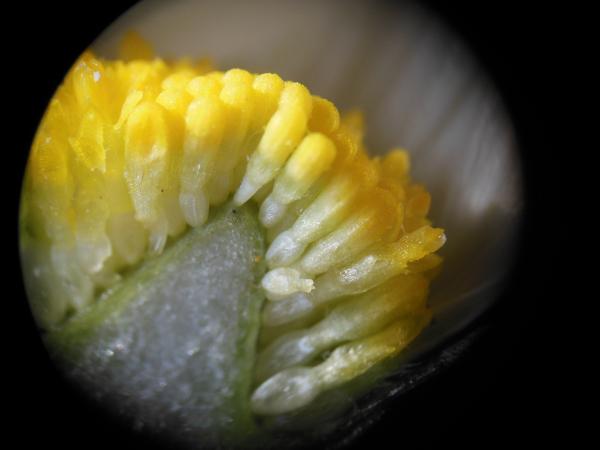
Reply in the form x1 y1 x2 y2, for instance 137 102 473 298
4 1 569 448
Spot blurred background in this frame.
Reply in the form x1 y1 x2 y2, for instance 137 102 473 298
5 0 568 449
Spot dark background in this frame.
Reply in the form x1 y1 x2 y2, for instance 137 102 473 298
5 1 568 448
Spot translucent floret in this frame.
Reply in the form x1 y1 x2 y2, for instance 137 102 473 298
251 311 431 415
255 274 428 382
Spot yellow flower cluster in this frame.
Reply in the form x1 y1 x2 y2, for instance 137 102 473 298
20 36 445 414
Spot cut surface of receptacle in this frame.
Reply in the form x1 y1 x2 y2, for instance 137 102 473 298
46 203 265 447
19 34 445 430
